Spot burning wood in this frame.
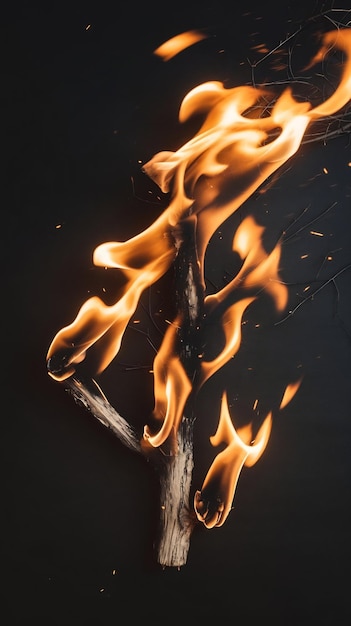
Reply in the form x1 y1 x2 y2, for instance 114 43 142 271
47 27 351 567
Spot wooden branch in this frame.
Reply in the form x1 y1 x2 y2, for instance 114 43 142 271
156 417 196 568
65 377 141 454
173 217 205 377
60 375 197 568
152 217 205 566
48 218 205 568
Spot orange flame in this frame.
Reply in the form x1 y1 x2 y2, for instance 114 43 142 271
280 379 303 410
47 29 351 529
143 315 192 450
205 215 288 314
200 297 256 386
194 392 272 528
194 378 303 529
153 30 207 61
48 28 351 382
47 214 176 381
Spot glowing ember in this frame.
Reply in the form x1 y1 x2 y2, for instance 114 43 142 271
47 26 351 566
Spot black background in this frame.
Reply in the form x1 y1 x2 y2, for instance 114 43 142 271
3 1 351 624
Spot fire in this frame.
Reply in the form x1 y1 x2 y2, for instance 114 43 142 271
47 29 351 532
194 392 273 528
143 314 192 451
205 215 288 314
153 30 207 61
280 380 302 410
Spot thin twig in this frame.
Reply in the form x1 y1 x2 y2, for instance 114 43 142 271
275 263 351 325
283 201 338 244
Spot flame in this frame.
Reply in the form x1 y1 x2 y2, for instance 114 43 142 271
47 29 351 529
153 30 207 61
200 297 256 385
143 315 192 450
280 379 303 410
194 392 272 528
48 28 351 380
205 215 288 313
47 214 177 381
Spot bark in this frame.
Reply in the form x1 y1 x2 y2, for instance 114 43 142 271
156 417 196 568
66 377 141 454
153 216 204 566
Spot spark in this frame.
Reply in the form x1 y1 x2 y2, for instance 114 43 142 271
310 230 324 236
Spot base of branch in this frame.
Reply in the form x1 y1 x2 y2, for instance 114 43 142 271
63 377 196 567
156 417 196 567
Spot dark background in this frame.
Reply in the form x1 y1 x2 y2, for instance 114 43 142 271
3 1 350 624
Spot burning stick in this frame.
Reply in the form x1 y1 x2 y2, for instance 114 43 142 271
47 28 351 567
64 376 196 567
